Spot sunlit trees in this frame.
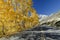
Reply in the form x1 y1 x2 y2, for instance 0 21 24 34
0 0 39 37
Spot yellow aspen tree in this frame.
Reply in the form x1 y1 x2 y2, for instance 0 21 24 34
0 0 39 37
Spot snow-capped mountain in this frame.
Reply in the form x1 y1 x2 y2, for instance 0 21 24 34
38 14 49 21
39 12 60 27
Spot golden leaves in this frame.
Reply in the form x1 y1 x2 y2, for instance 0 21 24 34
0 0 39 37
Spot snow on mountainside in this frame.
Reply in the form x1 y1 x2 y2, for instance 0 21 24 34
48 12 60 21
39 12 60 27
39 12 60 22
38 14 49 21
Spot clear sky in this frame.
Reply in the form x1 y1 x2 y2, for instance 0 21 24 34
33 0 60 15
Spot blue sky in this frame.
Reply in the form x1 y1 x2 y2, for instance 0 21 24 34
33 0 60 15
